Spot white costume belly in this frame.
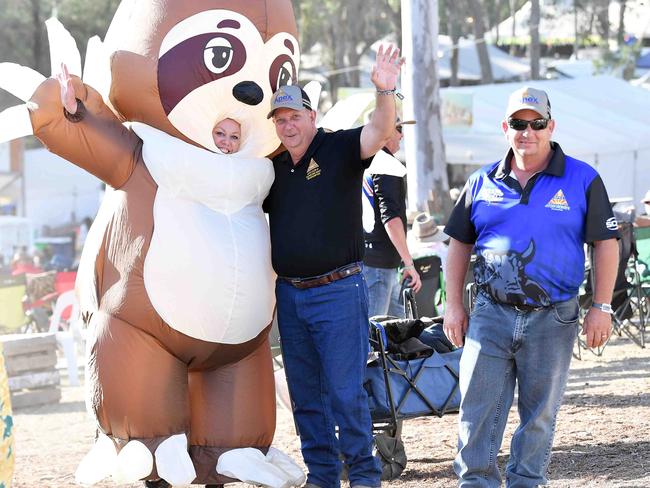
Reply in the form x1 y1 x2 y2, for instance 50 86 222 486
132 123 275 344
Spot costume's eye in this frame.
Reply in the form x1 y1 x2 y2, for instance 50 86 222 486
269 55 296 92
204 37 234 74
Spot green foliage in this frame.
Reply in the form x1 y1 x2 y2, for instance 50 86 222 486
593 41 642 80
291 0 400 93
0 0 119 73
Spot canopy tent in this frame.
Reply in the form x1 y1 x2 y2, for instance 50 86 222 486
437 36 530 83
488 0 650 43
442 76 650 211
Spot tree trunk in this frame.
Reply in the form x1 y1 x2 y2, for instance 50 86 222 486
596 0 611 50
401 0 452 219
509 0 517 55
617 0 627 47
530 0 541 79
448 0 461 86
468 0 493 84
30 0 44 74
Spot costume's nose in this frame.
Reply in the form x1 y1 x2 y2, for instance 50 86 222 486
232 81 264 106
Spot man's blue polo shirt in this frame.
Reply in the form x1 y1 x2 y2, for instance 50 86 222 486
445 142 618 306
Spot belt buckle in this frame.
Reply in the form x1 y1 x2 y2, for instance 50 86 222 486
514 304 542 313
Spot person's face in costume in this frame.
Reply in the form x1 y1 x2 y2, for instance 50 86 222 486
272 107 317 155
213 118 241 154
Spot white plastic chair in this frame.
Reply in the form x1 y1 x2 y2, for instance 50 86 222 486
48 290 81 386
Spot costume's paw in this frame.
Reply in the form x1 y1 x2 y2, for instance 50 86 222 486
113 440 154 484
75 432 117 485
154 433 196 485
216 447 305 488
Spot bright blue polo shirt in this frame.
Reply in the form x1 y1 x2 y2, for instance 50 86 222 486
445 142 619 306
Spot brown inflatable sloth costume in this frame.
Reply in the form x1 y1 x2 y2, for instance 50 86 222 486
1 0 303 486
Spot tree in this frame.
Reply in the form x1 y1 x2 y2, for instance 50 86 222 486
292 0 400 102
530 0 541 79
466 0 493 84
401 0 451 218
0 0 120 110
616 0 627 47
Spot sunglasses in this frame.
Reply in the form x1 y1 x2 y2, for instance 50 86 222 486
508 118 550 131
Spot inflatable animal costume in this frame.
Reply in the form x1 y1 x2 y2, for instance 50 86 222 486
0 1 303 486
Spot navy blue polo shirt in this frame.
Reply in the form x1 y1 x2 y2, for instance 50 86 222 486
445 142 618 306
264 126 372 278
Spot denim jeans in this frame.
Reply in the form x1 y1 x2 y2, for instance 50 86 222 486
363 265 404 318
276 270 381 488
454 291 578 488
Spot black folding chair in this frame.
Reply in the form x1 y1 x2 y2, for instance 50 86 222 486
576 221 646 357
398 254 442 319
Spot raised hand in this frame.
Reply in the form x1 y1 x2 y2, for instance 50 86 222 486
370 44 405 92
55 63 78 114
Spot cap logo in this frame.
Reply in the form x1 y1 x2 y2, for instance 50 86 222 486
275 94 294 103
521 95 539 104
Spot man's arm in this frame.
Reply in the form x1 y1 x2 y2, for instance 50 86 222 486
443 238 473 347
384 217 421 292
360 45 404 160
583 238 618 348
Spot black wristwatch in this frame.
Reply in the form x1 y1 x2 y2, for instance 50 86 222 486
591 302 614 314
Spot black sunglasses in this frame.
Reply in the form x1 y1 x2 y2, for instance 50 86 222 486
508 117 550 131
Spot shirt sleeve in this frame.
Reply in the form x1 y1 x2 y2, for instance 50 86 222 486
373 174 404 225
337 126 372 169
444 180 477 244
584 174 619 242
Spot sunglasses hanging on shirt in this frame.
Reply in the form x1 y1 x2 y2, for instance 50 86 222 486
507 117 550 131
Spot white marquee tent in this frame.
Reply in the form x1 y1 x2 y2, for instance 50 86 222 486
442 76 650 211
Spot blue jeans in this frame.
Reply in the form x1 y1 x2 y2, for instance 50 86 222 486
276 271 381 488
363 265 404 318
454 291 578 488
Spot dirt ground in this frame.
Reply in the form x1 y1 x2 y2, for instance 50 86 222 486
10 332 650 488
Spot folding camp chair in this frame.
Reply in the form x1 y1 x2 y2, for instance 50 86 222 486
576 221 646 357
398 254 443 319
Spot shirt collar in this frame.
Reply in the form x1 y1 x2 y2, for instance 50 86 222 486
492 141 566 180
276 128 327 167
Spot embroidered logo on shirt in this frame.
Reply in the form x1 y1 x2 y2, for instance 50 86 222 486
479 187 504 203
606 217 618 231
545 190 570 211
306 159 321 180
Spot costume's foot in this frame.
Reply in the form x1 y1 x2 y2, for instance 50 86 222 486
144 480 170 488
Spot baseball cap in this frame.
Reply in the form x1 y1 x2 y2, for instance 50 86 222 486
505 86 551 119
267 85 313 119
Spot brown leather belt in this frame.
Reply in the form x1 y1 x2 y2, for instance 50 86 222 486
280 263 362 289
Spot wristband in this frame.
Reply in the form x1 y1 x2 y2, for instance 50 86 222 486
402 264 415 270
376 88 404 100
